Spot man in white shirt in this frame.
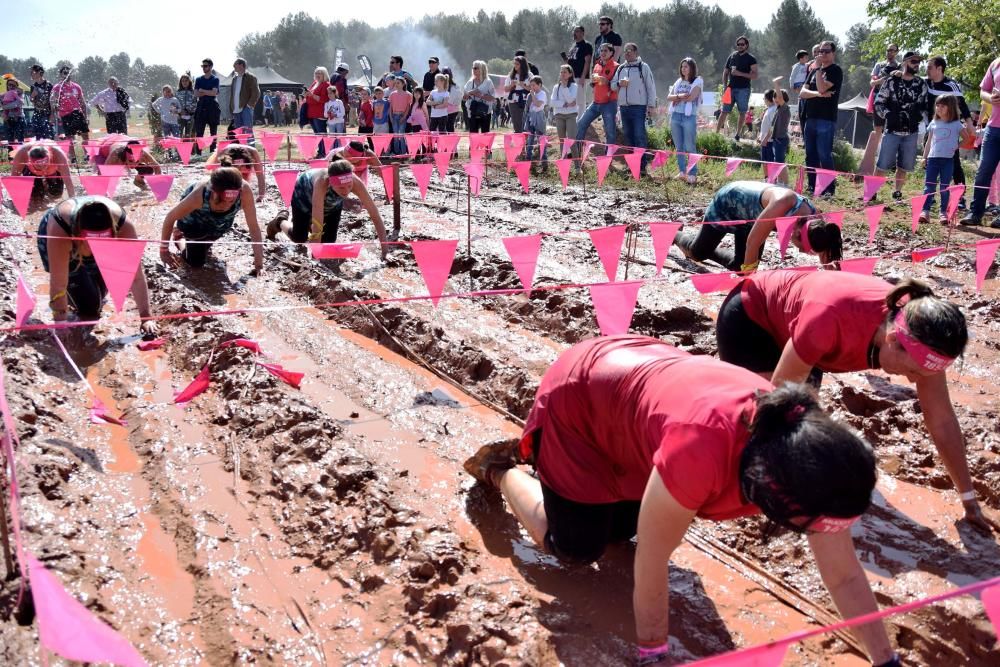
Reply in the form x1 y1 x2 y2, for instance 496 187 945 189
89 77 130 134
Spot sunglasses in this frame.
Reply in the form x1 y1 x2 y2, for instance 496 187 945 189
202 64 212 69
818 49 833 54
599 22 609 26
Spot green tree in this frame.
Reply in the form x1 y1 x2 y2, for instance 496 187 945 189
107 52 131 87
840 23 874 99
144 64 179 95
77 56 107 95
759 0 828 86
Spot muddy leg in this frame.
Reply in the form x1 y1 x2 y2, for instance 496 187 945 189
497 469 549 548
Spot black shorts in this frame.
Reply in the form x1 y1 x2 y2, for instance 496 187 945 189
60 109 89 136
290 202 343 244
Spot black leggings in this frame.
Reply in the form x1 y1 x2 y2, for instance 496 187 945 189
429 116 449 132
67 264 108 320
468 115 491 134
290 202 343 244
675 221 759 271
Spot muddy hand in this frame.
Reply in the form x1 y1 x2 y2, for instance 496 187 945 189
159 247 180 268
963 500 1000 534
140 320 159 338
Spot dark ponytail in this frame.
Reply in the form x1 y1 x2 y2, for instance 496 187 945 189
886 278 967 358
740 383 876 529
803 218 843 263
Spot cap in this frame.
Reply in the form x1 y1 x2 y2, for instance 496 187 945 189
428 56 439 64
902 51 923 61
336 63 349 72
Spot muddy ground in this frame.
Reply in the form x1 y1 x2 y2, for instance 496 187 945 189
1 152 999 666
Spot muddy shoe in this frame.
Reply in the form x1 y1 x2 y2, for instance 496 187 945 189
266 210 289 240
463 438 520 489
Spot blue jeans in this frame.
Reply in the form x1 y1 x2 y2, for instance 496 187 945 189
804 118 836 195
923 157 955 214
619 105 649 169
761 142 774 162
390 112 407 155
233 107 254 144
575 100 617 148
670 111 698 175
772 136 789 164
722 86 751 114
972 126 1000 217
524 110 548 164
309 118 328 156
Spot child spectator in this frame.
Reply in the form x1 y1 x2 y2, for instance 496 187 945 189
771 87 791 182
921 94 969 224
175 73 197 137
2 79 25 143
759 90 777 161
372 87 391 137
325 86 347 136
388 77 413 155
524 76 548 173
358 89 375 137
427 74 451 132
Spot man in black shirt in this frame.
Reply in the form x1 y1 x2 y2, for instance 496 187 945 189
423 57 440 93
715 36 758 137
799 40 843 196
562 25 593 117
593 16 623 62
925 55 974 209
29 64 54 139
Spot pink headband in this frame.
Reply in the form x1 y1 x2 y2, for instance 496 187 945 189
894 312 956 372
799 220 813 254
809 515 859 533
84 228 114 239
331 173 354 186
221 189 241 202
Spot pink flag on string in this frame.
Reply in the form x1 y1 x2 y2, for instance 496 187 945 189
137 338 165 351
258 362 304 389
983 583 1000 635
87 238 148 312
380 165 395 201
219 338 263 354
945 184 965 222
90 396 126 426
690 271 744 294
765 162 783 184
83 142 101 158
687 641 788 666
468 132 494 161
463 162 485 196
128 143 144 161
310 243 364 259
410 163 434 200
56 139 72 156
433 151 452 180
502 234 543 292
651 150 670 169
295 134 323 158
975 240 1000 292
595 155 613 185
436 133 460 155
404 133 424 158
794 165 805 194
370 134 392 156
15 270 35 328
865 205 884 244
774 216 798 258
511 161 531 193
863 175 886 202
308 159 327 169
685 153 703 174
174 365 211 405
624 150 644 181
815 169 837 196
589 281 642 336
145 174 174 202
823 211 845 229
588 225 628 282
79 175 120 198
272 170 299 207
175 140 194 165
27 554 149 667
97 164 127 176
2 176 35 217
648 222 682 276
196 136 215 150
839 256 880 275
603 143 616 157
911 194 929 232
555 159 573 189
581 141 595 162
561 138 575 158
725 158 743 177
410 239 458 306
260 133 283 161
912 246 945 263
538 135 550 158
504 134 526 168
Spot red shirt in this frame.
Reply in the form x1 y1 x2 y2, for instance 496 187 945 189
740 270 890 372
592 60 619 104
358 100 374 127
524 336 768 520
306 81 330 120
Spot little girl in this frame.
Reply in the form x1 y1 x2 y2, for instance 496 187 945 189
325 86 346 136
427 74 451 132
408 87 429 133
524 76 548 172
921 94 968 224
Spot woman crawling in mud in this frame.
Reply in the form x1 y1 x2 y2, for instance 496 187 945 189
465 335 901 666
37 195 157 335
10 142 75 208
716 271 998 533
205 144 266 202
324 139 384 185
158 160 264 274
93 133 162 189
673 180 842 272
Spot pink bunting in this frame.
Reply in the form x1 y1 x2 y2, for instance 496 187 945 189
2 176 35 217
128 143 144 161
433 151 452 180
975 240 1000 292
945 184 965 222
648 222 682 276
79 175 120 198
725 158 743 177
605 144 617 157
83 142 101 158
272 170 299 207
87 238 148 312
463 162 485 196
561 138 575 158
410 239 458 306
538 135 550 159
512 161 531 193
56 139 72 156
911 194 930 232
295 134 322 158
839 256 879 275
308 159 327 169
436 133 460 155
595 155 613 185
15 269 35 328
370 134 392 156
90 396 126 426
687 641 788 667
159 137 179 150
650 150 670 169
175 140 194 165
468 132 495 153
27 554 149 667
410 163 434 200
774 216 798 258
814 169 837 196
144 174 174 202
983 583 1000 635
260 133 283 161
137 338 165 351
258 362 304 389
690 271 744 294
219 338 263 354
581 141 594 161
380 165 395 201
504 134 525 169
863 175 886 202
405 133 425 158
765 162 783 184
97 164 126 176
588 225 628 282
555 159 572 189
216 140 233 153
864 205 884 244
589 281 642 336
502 234 543 292
310 243 363 259
196 136 215 150
624 150 644 180
912 246 945 263
685 153 702 174
823 211 845 229
174 365 211 405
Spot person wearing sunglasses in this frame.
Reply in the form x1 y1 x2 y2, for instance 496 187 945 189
715 36 758 138
593 15 622 63
874 51 929 202
799 40 844 197
465 335 899 667
11 141 75 208
193 59 221 155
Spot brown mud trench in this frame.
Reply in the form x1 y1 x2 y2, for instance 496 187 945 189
1 162 999 665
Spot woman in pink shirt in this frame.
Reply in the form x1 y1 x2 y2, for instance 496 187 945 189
387 77 413 155
960 56 1000 227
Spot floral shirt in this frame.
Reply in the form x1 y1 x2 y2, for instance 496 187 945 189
874 75 928 134
30 79 53 116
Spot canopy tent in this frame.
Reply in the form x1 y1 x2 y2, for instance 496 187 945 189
837 93 875 149
219 66 304 123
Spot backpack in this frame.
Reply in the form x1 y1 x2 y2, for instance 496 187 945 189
116 87 130 111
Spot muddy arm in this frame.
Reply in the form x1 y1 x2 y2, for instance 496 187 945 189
54 152 76 197
770 340 814 385
240 184 264 271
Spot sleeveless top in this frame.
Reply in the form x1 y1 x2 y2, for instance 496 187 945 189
37 195 124 272
704 181 814 226
175 182 241 240
291 169 345 215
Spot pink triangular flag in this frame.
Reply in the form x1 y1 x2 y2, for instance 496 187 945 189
410 239 458 306
774 216 798 258
502 234 543 292
27 554 148 667
195 136 215 150
15 269 35 328
97 164 126 176
823 211 845 229
504 133 526 168
310 243 363 259
863 175 886 202
83 142 101 158
538 135 550 159
436 133 460 155
79 175 120 198
649 222 682 276
468 132 494 161
685 153 702 174
272 170 299 207
145 174 174 202
56 139 72 155
512 161 531 193
946 184 965 222
561 138 575 158
690 272 743 294
175 140 194 165
589 281 642 336
258 362 304 389
983 583 1000 635
159 137 179 150
765 162 783 184
605 143 617 157
650 150 670 169
174 365 211 405
433 151 452 180
555 159 572 189
815 169 837 196
687 641 788 666
410 163 434 200
588 225 628 282
840 256 879 275
87 238 148 312
2 176 35 217
911 194 930 232
380 165 395 201
128 143 144 161
725 158 743 177
260 133 283 161
912 246 945 262
975 240 1000 292
308 159 327 169
624 150 644 181
137 338 165 351
595 155 613 185
405 133 424 158
865 205 884 244
463 162 485 196
295 134 322 158
370 134 392 157
90 396 126 426
216 140 232 153
581 141 595 161
219 338 263 354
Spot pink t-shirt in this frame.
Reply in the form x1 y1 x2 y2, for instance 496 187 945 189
981 58 1000 129
740 270 890 372
523 335 767 520
51 80 85 116
388 90 413 114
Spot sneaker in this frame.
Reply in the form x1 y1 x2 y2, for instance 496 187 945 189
463 438 521 489
266 209 289 240
918 212 930 225
687 174 697 185
938 215 949 225
959 213 983 226
957 197 967 211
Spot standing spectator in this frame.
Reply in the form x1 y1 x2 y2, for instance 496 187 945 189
771 87 792 182
423 57 440 93
919 94 968 224
514 49 540 76
667 57 703 183
506 56 532 133
960 55 1000 228
175 73 197 137
593 16 623 63
357 88 375 137
306 67 331 157
575 44 619 156
464 60 496 134
149 93 163 140
230 58 260 143
759 90 778 160
443 67 463 132
51 66 91 160
800 40 843 197
551 65 579 158
715 36 758 138
331 64 350 107
153 86 183 138
925 56 974 210
89 77 130 134
562 26 593 119
388 77 413 155
859 44 901 174
797 44 823 141
407 87 429 134
378 56 417 91
28 64 54 140
325 86 346 136
193 59 221 155
874 51 928 201
427 74 451 132
524 76 548 173
789 50 809 102
263 90 274 126
372 86 391 136
2 79 26 143
611 43 656 173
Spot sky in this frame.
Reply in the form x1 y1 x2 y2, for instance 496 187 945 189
10 0 871 75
